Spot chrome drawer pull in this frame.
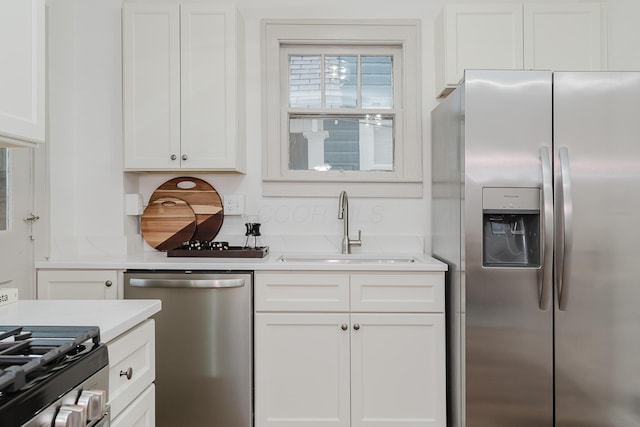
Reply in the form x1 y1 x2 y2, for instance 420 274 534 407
120 367 133 380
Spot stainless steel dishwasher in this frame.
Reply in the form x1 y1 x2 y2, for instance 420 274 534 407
124 270 253 427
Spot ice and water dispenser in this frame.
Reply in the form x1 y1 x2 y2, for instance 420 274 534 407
482 187 541 267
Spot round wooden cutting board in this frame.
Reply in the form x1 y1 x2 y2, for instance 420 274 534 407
141 197 197 251
148 177 224 242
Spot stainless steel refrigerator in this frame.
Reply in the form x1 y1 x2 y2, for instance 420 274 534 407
431 69 640 427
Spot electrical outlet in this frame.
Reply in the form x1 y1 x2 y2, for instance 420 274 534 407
224 194 245 215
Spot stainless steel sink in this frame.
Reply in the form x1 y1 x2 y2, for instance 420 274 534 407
278 255 416 264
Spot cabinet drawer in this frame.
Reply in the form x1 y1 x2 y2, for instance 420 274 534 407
37 270 120 300
108 319 155 420
111 384 155 427
351 273 444 313
255 272 349 312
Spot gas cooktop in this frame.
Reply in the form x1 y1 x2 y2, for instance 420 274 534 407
0 325 109 426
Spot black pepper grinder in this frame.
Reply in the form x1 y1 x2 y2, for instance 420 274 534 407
243 215 263 249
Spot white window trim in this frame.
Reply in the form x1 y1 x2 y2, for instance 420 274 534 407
261 19 422 198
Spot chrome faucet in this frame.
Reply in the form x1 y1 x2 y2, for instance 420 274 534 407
338 190 362 254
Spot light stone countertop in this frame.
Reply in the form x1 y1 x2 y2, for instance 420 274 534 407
0 299 161 342
35 250 447 272
38 235 447 272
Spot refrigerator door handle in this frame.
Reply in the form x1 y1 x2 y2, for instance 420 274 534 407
557 147 574 311
539 146 554 310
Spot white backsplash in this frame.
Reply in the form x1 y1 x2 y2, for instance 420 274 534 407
259 234 424 254
47 236 128 259
134 233 425 256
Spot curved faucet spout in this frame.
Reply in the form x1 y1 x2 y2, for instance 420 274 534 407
337 190 361 254
338 190 347 219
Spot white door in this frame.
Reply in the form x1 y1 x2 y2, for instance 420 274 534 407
122 3 181 170
442 4 524 87
524 3 605 71
254 312 351 427
350 313 446 427
0 148 36 298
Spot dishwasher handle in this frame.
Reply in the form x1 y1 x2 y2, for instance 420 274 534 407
128 278 245 289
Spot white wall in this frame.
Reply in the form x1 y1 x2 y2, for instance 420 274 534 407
45 0 640 258
47 0 126 256
131 0 444 254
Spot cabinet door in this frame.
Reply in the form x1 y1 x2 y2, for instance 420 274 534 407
123 4 181 170
0 0 45 147
350 314 446 427
37 270 119 299
255 313 351 427
437 4 523 95
111 384 155 427
524 3 605 71
180 4 242 171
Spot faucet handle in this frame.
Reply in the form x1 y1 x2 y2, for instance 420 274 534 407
351 230 362 247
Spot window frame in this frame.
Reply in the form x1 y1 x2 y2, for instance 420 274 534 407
262 20 422 198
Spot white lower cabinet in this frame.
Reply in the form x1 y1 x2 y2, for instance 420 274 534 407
108 319 156 426
255 272 446 427
36 269 121 299
111 384 155 427
255 313 351 426
350 313 445 427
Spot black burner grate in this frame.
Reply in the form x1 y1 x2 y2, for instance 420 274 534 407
0 325 101 393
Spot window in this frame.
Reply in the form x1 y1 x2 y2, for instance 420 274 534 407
286 49 396 173
0 149 7 231
262 20 422 197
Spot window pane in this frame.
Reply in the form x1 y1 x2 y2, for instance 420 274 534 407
0 149 7 231
289 55 321 108
289 115 394 172
325 56 357 108
361 56 393 109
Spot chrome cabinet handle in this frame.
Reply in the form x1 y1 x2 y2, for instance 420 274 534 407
353 324 360 331
120 367 133 380
182 154 188 161
170 154 177 160
341 324 348 331
105 280 112 287
557 147 574 311
539 146 553 310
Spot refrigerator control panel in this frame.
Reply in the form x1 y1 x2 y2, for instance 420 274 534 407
482 187 540 212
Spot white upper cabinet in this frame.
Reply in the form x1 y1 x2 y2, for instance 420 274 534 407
523 3 605 71
0 0 45 147
436 2 606 97
435 4 523 98
123 3 245 172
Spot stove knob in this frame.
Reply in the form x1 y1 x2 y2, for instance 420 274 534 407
54 405 86 427
77 389 106 421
